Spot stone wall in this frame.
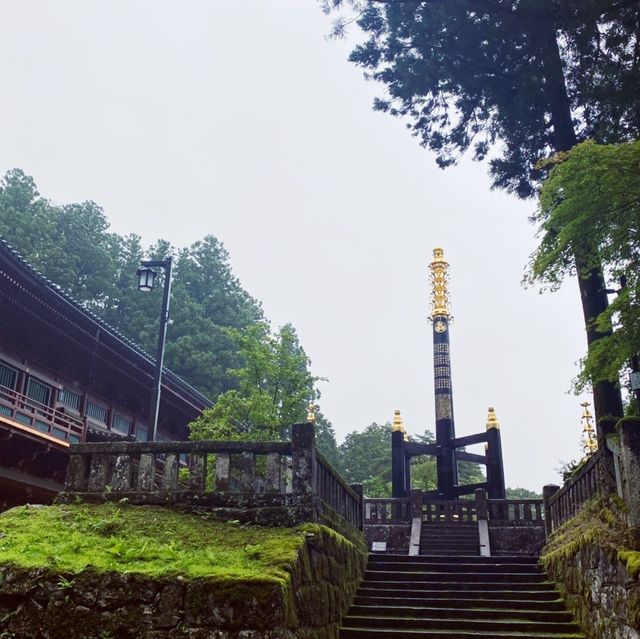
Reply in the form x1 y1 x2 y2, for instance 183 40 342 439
0 525 367 639
363 523 410 554
544 541 640 639
489 524 545 556
542 497 640 639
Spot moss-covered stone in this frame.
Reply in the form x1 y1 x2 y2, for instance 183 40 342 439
0 505 367 638
541 496 640 639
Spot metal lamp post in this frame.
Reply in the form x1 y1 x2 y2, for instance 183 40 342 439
136 257 172 442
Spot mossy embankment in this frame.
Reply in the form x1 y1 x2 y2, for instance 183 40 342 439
0 503 367 638
0 502 307 580
541 497 640 638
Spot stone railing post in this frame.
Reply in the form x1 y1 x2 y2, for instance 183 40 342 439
409 489 423 557
65 453 87 492
618 417 640 528
410 489 423 519
543 484 560 537
292 422 316 497
475 488 490 557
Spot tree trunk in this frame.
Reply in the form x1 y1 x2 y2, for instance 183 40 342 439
538 22 624 420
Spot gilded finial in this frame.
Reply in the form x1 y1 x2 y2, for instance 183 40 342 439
486 407 500 430
392 409 409 442
580 401 597 457
306 402 317 423
429 248 451 320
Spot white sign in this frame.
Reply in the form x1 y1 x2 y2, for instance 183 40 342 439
371 542 387 553
631 371 640 391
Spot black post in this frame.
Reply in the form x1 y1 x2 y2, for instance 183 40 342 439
392 430 406 498
146 258 172 442
486 425 506 499
433 315 458 498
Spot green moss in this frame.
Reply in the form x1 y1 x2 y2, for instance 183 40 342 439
618 550 640 578
542 496 640 578
0 503 309 581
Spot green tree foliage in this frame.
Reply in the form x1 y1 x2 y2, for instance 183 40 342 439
314 411 341 469
506 487 542 500
338 422 393 496
188 323 319 441
528 140 640 392
0 169 264 399
324 0 640 197
0 169 121 307
323 0 640 418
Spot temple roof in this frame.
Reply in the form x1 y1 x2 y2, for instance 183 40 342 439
0 237 213 410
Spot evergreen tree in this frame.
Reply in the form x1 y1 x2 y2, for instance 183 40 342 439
323 0 640 419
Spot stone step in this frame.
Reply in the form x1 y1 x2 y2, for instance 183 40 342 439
420 535 480 550
340 615 581 634
348 604 574 623
341 628 585 638
364 570 548 583
367 561 544 574
420 528 478 539
358 580 559 593
371 554 539 565
354 595 567 610
421 523 477 528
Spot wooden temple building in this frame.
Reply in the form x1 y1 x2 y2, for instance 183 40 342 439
0 239 212 511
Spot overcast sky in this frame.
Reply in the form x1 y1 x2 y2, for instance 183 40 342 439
0 0 598 491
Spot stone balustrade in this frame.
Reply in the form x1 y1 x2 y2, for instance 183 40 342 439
60 423 364 542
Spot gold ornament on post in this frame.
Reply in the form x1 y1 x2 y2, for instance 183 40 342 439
486 406 500 430
581 401 598 458
306 402 317 423
392 409 409 442
429 248 451 320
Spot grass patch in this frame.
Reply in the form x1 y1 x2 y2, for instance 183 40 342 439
0 503 312 580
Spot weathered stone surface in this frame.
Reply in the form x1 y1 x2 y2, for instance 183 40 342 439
364 523 411 553
544 538 640 638
489 523 545 556
87 454 110 492
0 526 367 639
111 454 133 492
161 454 180 491
138 453 156 491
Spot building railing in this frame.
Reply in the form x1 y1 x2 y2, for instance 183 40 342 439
360 493 545 527
545 448 602 534
364 498 412 525
487 498 544 525
422 498 477 523
0 384 84 444
61 423 364 539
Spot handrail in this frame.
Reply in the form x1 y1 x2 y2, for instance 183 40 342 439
71 440 293 455
0 383 84 442
315 451 363 531
547 449 602 532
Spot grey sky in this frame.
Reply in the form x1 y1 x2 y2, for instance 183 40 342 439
0 0 594 491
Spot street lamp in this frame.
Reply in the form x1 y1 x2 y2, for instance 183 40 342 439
136 258 172 442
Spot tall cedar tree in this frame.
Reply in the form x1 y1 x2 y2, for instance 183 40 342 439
0 169 263 400
323 0 640 419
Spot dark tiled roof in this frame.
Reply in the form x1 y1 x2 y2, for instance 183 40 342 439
0 237 213 408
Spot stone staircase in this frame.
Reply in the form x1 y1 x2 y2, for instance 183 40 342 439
340 524 585 638
421 522 479 556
